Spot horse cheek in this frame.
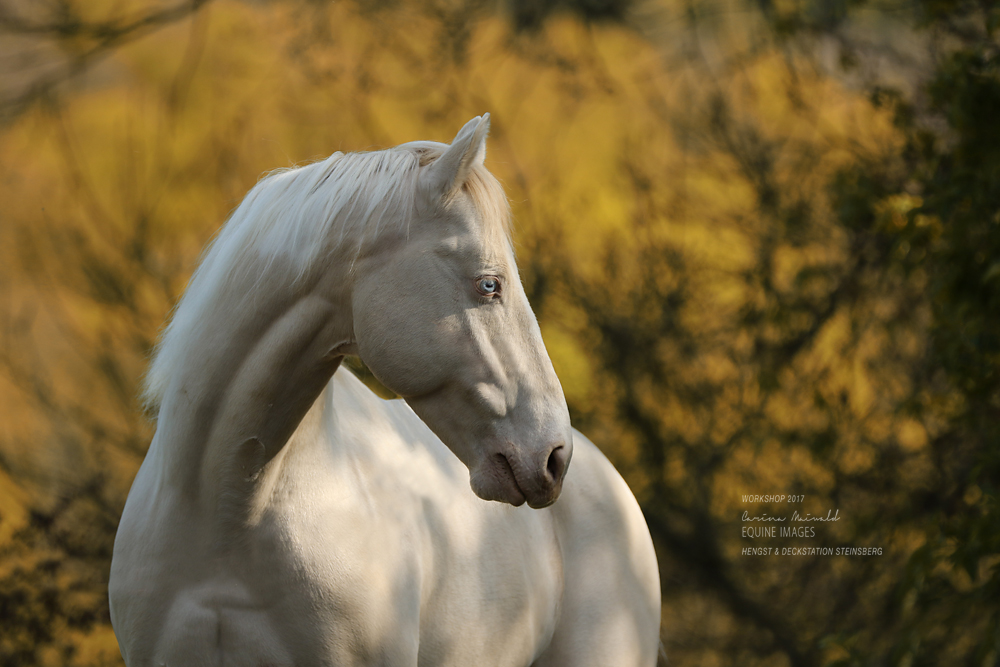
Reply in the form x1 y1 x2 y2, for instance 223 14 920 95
353 296 452 397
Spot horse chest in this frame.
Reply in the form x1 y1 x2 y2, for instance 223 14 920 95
266 446 564 666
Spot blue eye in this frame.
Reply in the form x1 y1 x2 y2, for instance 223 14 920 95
475 276 501 297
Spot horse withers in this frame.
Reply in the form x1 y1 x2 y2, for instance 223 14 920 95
109 115 661 666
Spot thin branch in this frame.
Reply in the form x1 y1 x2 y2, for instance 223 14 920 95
0 0 213 122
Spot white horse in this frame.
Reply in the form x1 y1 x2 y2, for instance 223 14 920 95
109 115 661 666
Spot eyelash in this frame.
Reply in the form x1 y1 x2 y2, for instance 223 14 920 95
475 275 502 298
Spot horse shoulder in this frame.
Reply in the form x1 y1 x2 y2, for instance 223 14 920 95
537 430 661 667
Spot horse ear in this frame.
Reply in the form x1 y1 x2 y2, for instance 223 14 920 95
421 113 490 200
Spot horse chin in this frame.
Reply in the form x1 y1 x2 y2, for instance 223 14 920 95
525 491 560 510
469 455 527 507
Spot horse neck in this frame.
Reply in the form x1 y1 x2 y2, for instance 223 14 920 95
150 250 356 519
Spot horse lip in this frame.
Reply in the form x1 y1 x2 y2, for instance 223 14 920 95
471 449 559 508
502 452 560 509
526 495 557 510
495 453 528 506
470 452 526 506
524 477 561 509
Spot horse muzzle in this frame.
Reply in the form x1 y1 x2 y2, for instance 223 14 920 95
470 440 571 509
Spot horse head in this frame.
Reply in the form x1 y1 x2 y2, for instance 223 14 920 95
350 115 572 509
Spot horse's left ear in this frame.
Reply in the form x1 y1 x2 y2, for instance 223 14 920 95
421 113 490 200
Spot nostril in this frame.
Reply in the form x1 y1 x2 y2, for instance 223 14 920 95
546 445 567 483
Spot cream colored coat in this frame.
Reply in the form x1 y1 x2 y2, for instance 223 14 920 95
109 115 660 666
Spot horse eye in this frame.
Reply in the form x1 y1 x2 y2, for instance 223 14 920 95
476 276 501 296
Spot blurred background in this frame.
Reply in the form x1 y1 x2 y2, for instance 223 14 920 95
0 0 997 664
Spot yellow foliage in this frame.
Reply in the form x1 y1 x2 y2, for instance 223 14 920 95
0 469 29 544
0 0 931 664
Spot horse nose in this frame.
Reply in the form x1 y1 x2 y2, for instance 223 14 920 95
545 444 569 486
523 441 571 509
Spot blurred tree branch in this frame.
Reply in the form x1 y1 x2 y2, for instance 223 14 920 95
0 0 213 122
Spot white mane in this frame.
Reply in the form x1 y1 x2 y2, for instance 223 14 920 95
142 142 510 410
